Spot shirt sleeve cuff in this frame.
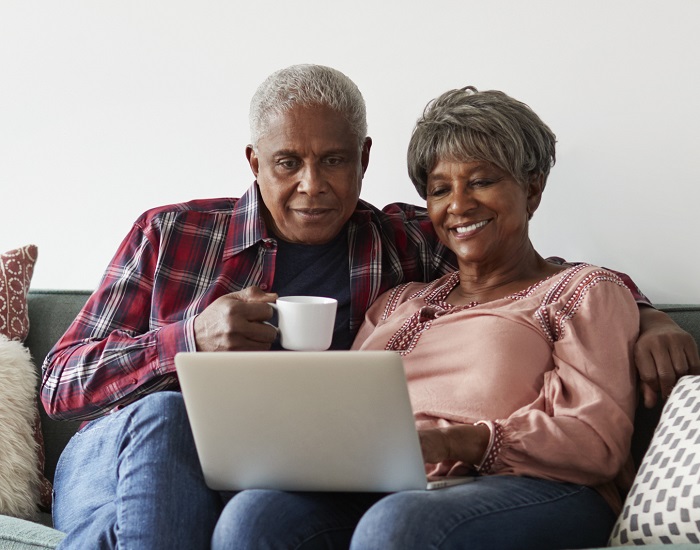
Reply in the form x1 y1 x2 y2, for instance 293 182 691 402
474 420 505 474
155 316 198 375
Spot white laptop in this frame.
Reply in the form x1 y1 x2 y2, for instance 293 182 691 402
175 350 473 492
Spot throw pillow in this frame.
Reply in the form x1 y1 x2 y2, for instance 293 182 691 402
0 336 41 520
0 244 52 512
0 244 37 342
609 375 700 546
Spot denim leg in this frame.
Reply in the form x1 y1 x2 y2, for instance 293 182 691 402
350 476 617 550
53 391 222 550
212 490 384 550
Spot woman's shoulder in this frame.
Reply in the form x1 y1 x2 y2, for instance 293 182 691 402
543 263 631 300
536 263 638 340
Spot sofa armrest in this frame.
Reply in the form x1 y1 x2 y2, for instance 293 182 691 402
26 290 92 483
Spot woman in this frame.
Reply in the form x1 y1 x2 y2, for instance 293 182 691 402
212 87 639 550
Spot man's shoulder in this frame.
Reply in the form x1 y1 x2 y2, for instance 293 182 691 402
356 199 430 224
135 197 239 225
353 200 437 251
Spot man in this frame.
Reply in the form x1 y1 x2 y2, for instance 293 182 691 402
41 64 699 549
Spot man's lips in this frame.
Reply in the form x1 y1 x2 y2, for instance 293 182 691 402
292 207 334 219
451 219 490 236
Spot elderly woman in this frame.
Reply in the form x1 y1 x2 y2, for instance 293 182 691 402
212 87 639 550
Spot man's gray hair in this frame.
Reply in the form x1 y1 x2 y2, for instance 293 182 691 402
249 64 367 149
407 86 556 199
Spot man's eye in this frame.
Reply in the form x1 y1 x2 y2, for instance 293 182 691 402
323 157 343 166
277 159 299 169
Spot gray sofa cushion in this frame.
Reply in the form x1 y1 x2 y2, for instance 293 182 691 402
26 291 90 483
0 515 64 550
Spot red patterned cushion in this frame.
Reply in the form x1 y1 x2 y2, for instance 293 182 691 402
0 245 37 342
0 244 52 511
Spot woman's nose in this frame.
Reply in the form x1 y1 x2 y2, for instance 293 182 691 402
447 189 478 214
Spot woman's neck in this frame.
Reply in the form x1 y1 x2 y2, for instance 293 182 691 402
449 244 564 305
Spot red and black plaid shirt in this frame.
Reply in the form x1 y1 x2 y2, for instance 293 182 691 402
41 183 457 420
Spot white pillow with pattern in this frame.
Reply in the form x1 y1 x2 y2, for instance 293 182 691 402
609 375 700 546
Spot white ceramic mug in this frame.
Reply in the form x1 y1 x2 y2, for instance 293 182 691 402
269 296 338 351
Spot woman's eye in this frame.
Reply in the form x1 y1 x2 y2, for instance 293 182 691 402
470 179 493 188
427 186 448 197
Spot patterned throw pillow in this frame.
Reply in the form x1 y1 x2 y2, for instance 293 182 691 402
0 244 37 342
609 375 700 546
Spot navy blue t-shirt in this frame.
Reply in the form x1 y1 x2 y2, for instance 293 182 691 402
270 228 352 350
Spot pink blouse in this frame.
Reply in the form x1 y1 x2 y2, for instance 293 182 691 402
352 264 639 513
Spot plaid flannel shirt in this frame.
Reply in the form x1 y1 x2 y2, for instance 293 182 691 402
41 183 457 420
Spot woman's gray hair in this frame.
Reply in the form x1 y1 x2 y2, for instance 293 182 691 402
407 86 556 199
249 64 367 149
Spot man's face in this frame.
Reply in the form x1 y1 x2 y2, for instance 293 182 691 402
247 105 371 245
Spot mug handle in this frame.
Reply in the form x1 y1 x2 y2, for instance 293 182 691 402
264 302 279 334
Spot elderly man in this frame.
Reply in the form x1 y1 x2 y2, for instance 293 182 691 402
42 64 698 549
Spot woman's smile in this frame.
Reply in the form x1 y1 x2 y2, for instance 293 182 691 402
451 219 491 237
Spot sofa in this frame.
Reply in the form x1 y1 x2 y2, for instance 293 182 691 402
1 290 699 549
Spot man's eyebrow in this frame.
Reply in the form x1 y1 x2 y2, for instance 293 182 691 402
271 147 355 157
271 149 299 157
323 148 354 155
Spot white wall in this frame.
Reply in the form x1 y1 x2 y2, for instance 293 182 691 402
2 0 699 303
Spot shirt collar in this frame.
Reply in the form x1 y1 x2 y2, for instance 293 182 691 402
348 198 374 226
224 182 272 259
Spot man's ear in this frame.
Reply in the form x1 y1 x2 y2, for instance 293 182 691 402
246 145 259 177
361 137 372 176
526 174 546 218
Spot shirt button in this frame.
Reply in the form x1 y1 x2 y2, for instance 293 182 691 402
260 283 268 290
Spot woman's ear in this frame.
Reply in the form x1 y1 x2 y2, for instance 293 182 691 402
526 174 546 219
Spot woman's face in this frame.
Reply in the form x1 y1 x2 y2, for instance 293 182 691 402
426 159 542 270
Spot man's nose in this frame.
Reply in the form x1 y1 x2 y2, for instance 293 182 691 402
297 163 327 195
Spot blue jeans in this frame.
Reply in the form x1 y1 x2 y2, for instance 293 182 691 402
212 476 617 550
53 391 222 549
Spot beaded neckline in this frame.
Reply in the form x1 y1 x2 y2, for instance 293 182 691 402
384 267 572 356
